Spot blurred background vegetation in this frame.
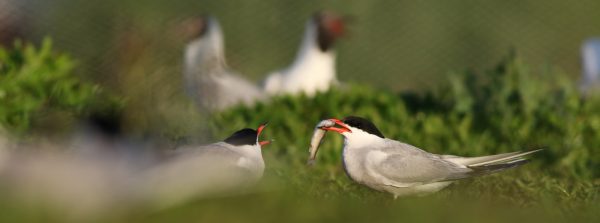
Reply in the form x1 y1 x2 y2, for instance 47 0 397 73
4 0 600 136
0 0 599 222
0 38 121 136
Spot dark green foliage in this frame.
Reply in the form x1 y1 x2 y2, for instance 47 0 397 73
0 38 122 134
209 55 600 180
0 48 597 221
178 55 600 222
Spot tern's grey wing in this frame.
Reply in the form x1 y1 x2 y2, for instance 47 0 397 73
365 142 472 187
138 143 255 208
170 142 243 166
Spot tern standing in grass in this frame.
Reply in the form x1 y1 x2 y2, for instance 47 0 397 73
309 116 541 198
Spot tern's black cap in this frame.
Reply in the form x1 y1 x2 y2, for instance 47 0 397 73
343 116 385 138
224 128 258 146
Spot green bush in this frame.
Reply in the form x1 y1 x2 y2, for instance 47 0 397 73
187 56 600 223
0 38 122 134
0 51 597 222
185 56 600 223
208 55 600 181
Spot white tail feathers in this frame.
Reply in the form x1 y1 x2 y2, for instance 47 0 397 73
443 149 543 167
442 149 542 177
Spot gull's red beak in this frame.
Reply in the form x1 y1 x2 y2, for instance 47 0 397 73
257 122 271 147
321 118 352 134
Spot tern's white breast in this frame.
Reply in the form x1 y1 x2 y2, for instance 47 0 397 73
232 144 265 177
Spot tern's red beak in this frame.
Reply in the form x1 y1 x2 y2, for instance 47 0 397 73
257 122 267 136
257 122 271 147
321 118 352 134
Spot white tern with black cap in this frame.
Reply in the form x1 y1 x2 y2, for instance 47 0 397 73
310 116 541 198
138 123 271 208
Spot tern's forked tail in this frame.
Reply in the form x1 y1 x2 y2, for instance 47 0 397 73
442 149 543 177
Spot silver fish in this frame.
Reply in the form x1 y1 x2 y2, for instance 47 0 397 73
307 119 335 165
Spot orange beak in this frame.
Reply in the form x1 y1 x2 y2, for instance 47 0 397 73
257 122 271 147
321 118 352 134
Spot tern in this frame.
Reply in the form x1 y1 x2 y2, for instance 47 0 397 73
183 16 266 111
310 116 541 198
138 123 271 208
263 11 346 96
0 122 271 214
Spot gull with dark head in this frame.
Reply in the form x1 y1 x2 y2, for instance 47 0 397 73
263 11 346 96
183 16 266 111
309 116 541 198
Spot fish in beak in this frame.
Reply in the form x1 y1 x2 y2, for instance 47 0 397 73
307 118 351 165
320 118 352 134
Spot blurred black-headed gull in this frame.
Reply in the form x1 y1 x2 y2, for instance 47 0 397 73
263 11 346 96
309 116 541 198
183 16 266 111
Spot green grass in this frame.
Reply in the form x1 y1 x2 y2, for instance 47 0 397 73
1 50 599 222
127 55 600 223
209 55 600 179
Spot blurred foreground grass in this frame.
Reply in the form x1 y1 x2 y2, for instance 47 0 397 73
0 42 599 222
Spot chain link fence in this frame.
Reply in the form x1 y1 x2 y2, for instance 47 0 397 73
3 0 600 90
1 0 600 124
